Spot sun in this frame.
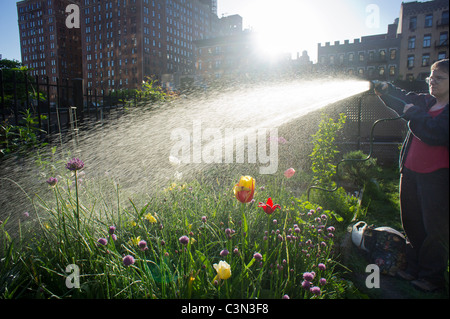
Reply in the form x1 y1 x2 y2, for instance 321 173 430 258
251 0 320 60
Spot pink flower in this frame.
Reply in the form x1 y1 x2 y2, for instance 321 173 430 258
179 235 189 245
123 255 135 267
66 158 85 171
46 177 58 187
284 168 295 178
310 286 321 295
253 252 263 261
97 238 108 246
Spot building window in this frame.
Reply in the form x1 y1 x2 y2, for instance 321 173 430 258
329 55 335 65
379 50 386 61
348 53 354 62
422 54 430 67
408 36 416 49
425 14 433 27
409 16 417 30
407 55 415 68
390 49 396 60
389 65 396 76
379 66 385 76
439 32 448 46
440 11 449 26
359 52 364 62
423 34 431 48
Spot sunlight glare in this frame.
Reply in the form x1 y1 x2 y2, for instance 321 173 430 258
253 1 320 60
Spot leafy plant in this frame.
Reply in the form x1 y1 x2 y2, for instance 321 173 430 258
1 109 47 157
309 113 346 188
340 150 380 190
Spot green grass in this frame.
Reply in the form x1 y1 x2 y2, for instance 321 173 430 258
0 157 356 299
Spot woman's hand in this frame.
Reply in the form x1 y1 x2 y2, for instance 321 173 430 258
373 81 388 96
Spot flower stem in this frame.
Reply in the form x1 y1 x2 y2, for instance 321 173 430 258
74 170 80 231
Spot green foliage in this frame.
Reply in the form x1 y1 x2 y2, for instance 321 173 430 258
1 59 47 108
309 113 346 187
340 150 381 190
0 159 355 299
118 76 176 108
1 109 47 157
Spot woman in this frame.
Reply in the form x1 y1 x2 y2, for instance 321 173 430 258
374 59 449 292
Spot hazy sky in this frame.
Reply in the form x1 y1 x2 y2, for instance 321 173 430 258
217 0 410 61
1 0 412 63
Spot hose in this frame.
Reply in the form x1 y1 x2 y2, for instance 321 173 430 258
307 83 407 202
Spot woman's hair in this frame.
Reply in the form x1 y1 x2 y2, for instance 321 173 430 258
431 58 449 74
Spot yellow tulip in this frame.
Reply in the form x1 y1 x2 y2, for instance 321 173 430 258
213 260 231 280
233 176 255 203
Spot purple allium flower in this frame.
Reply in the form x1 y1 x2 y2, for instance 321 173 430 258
233 248 240 256
123 255 135 267
46 177 58 187
318 263 326 271
97 238 108 246
303 272 315 282
23 211 30 218
220 249 229 257
282 294 290 299
320 278 327 286
327 226 335 232
66 158 85 171
310 286 321 295
201 216 207 223
253 252 262 261
225 228 232 235
301 280 311 290
273 219 277 225
108 226 116 235
138 240 148 251
179 235 189 245
111 234 117 241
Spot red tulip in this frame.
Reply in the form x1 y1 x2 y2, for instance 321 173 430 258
258 197 281 215
233 176 256 203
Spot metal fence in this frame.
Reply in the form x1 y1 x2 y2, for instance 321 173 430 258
0 69 141 140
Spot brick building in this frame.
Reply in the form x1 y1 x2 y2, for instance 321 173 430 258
317 21 402 81
397 0 449 81
79 0 219 92
317 0 449 82
17 0 83 83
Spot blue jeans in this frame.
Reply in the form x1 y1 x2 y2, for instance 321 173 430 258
400 167 449 286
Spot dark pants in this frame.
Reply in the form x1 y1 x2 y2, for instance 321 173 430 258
400 167 449 286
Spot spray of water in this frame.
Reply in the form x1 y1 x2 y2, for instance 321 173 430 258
0 77 370 231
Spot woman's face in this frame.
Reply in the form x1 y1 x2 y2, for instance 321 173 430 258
428 68 449 99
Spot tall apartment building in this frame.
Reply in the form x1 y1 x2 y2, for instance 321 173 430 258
317 21 401 81
17 0 82 83
80 0 219 92
397 0 449 81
